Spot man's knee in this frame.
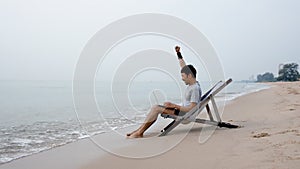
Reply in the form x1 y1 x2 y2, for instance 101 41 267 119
151 105 162 114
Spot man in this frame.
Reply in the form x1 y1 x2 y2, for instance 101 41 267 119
126 46 202 138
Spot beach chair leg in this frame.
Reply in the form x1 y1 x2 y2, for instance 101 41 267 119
159 120 182 137
218 122 239 128
195 118 219 126
206 105 214 121
211 96 222 122
194 118 239 128
161 120 175 132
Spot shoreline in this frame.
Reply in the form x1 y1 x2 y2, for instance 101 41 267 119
0 82 269 165
1 81 299 169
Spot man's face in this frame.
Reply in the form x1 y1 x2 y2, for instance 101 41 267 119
181 73 189 85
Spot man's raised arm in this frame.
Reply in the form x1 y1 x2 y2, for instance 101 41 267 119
175 46 186 68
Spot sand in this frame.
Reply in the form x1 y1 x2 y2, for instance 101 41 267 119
1 81 299 169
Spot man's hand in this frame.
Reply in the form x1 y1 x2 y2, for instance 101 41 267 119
175 46 183 59
164 102 176 109
175 46 180 53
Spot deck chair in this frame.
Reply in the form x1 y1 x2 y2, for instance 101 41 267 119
159 78 239 137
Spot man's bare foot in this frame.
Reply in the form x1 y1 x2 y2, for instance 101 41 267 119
126 131 143 138
126 130 138 137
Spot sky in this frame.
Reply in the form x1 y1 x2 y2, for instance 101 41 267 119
0 0 299 81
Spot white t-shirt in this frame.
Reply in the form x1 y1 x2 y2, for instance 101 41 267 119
183 81 202 107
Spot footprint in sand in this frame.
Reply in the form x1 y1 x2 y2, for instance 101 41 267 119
252 132 270 138
288 88 300 95
275 129 299 135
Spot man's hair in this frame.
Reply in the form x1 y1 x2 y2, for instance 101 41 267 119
181 65 197 78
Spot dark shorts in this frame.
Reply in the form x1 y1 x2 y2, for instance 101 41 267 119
158 105 184 116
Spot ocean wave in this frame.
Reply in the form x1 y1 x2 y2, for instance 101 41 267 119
0 117 141 165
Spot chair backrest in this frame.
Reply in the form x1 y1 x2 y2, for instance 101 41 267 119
200 81 222 101
182 78 232 119
181 81 223 118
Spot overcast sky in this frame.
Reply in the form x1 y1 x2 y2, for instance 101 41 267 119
0 0 299 81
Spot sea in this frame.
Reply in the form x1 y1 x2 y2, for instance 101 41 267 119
0 80 269 164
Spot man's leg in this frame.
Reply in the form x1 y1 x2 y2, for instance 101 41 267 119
127 105 176 138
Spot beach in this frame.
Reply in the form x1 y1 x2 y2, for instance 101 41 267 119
1 81 299 169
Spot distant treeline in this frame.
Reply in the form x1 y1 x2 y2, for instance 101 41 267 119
257 63 300 82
